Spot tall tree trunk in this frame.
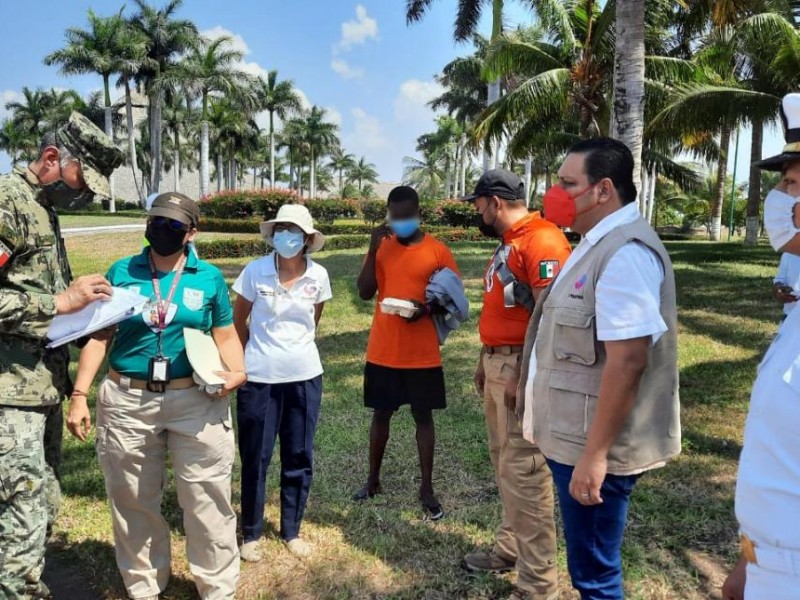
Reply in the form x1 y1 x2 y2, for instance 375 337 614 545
711 126 732 241
310 148 316 199
485 80 500 171
216 154 223 193
174 148 180 192
646 168 657 224
545 167 552 191
524 158 532 207
640 168 649 215
124 80 143 206
444 156 452 199
102 75 116 212
149 88 163 193
460 134 468 196
269 111 275 188
610 0 645 199
745 119 764 245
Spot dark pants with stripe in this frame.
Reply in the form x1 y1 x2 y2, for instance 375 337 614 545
237 376 322 543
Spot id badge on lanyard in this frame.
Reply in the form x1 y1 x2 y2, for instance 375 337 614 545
147 251 186 393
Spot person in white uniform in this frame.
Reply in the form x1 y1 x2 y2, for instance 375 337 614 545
723 92 800 600
233 204 332 562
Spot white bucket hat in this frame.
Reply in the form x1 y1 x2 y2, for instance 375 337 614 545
259 203 326 253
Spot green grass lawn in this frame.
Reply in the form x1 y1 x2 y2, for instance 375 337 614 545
59 215 147 228
55 237 781 599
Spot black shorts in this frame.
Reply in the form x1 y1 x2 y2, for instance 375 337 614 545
363 362 447 411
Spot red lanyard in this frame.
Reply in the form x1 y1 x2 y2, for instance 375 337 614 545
148 250 187 331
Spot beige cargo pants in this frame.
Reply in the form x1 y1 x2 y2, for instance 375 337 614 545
483 350 558 599
95 378 239 600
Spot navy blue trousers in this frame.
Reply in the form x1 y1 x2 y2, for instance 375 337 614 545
237 376 322 542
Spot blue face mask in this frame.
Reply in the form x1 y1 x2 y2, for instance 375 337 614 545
389 218 420 239
273 230 305 258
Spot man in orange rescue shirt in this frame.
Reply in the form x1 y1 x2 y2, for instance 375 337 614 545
353 185 460 521
463 170 571 600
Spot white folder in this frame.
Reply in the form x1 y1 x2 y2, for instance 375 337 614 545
183 328 227 387
46 287 148 348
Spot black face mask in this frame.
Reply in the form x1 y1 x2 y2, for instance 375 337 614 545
146 225 186 257
43 180 95 210
477 204 500 238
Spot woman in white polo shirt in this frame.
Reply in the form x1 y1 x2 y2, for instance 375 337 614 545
233 204 332 561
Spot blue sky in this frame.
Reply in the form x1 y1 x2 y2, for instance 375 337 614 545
0 0 784 184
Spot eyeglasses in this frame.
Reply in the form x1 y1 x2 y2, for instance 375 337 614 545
151 217 189 232
273 223 304 234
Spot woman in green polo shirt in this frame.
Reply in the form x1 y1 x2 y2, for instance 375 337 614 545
66 192 246 600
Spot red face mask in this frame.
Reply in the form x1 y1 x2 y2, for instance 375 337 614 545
542 183 596 228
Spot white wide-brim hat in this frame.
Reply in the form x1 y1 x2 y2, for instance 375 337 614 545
259 203 326 253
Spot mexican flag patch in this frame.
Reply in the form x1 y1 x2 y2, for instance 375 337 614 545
0 239 11 269
539 260 559 279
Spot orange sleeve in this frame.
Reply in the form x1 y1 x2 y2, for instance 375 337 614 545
522 226 572 288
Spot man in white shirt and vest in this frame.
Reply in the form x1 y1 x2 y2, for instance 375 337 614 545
722 92 800 600
517 138 681 599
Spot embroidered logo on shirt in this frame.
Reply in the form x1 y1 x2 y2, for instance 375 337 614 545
539 260 559 279
569 274 588 300
484 263 496 292
182 288 204 311
302 283 319 300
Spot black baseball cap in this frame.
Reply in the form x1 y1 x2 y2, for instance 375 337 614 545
462 169 525 202
149 192 200 227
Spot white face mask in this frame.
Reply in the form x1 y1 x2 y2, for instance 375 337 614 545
272 230 305 258
764 188 800 251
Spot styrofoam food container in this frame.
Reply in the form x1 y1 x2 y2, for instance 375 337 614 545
380 297 417 318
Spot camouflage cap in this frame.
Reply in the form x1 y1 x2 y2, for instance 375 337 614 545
56 111 124 198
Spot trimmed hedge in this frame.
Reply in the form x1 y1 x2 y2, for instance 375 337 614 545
200 189 362 223
200 218 377 236
196 229 492 259
57 209 147 217
306 198 361 224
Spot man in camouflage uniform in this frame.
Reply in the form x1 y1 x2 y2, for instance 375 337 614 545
0 111 123 599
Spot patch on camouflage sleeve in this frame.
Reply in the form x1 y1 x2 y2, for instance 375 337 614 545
0 239 11 268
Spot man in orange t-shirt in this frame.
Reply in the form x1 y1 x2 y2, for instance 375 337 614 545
353 186 459 520
463 170 571 600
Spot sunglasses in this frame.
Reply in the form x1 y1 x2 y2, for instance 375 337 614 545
150 216 189 232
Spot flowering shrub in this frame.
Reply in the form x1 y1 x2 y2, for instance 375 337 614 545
306 198 361 224
437 198 475 228
199 188 302 219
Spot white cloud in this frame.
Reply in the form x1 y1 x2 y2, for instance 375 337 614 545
325 106 343 127
336 5 378 52
393 79 446 124
199 26 251 56
344 108 389 154
331 58 364 80
0 90 22 122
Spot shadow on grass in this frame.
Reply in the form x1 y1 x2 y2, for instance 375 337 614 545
46 537 198 600
680 355 761 408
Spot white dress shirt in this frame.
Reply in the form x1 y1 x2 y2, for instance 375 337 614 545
523 202 666 442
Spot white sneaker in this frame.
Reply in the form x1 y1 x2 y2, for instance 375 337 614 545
285 537 312 558
240 540 263 562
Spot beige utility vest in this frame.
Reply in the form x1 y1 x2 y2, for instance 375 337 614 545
520 216 680 475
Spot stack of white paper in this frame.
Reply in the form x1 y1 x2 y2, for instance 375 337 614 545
46 287 149 348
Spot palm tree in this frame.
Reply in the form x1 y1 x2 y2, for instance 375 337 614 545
45 8 131 209
349 156 379 193
406 0 514 169
6 87 51 144
131 0 197 194
328 145 357 197
278 117 309 195
0 120 33 166
255 70 302 188
172 35 250 196
611 0 646 195
302 106 339 198
162 88 197 192
403 153 445 198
